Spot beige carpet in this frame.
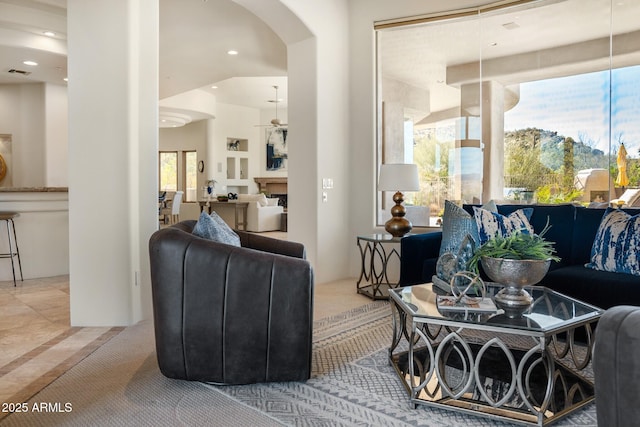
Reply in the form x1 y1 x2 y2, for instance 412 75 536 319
0 301 597 426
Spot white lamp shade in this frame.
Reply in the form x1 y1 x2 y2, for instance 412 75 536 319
378 163 420 192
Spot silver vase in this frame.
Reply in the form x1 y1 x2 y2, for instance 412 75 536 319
480 257 551 318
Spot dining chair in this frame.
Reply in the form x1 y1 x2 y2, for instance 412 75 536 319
160 191 183 225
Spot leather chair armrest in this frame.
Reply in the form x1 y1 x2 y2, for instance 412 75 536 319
237 230 305 259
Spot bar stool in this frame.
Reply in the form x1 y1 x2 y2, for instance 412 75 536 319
0 212 23 286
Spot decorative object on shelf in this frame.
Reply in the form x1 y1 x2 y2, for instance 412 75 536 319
227 192 238 200
217 195 229 202
378 163 420 237
469 222 560 318
198 160 204 173
204 179 217 207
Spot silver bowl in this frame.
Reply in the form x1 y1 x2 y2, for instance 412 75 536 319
480 256 551 287
480 257 551 318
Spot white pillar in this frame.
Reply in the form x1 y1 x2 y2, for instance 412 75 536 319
481 80 505 202
67 0 158 326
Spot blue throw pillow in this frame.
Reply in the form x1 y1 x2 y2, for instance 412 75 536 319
586 208 640 276
439 200 497 256
192 211 241 247
473 206 533 244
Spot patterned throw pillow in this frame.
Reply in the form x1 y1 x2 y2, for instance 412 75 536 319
439 200 497 256
473 206 534 244
192 211 241 247
586 208 640 276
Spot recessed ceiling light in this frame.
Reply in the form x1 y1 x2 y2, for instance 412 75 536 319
43 31 56 37
63 77 68 82
210 85 218 89
227 50 238 55
23 60 38 66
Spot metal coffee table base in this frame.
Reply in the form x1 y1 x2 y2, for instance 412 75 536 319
389 303 596 426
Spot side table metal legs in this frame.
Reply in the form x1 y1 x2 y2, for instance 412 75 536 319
0 212 23 286
356 235 401 300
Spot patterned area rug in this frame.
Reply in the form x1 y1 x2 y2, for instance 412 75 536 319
0 300 598 426
204 301 599 427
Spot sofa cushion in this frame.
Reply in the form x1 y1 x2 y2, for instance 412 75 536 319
587 208 640 276
238 193 269 206
440 200 496 256
473 206 533 244
439 200 479 256
498 204 575 268
192 211 241 246
544 265 640 309
571 207 606 265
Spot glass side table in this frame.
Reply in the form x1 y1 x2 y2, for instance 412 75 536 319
356 233 405 300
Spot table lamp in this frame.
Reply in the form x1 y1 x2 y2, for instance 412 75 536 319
378 163 420 237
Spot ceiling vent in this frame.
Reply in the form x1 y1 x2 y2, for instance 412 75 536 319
8 69 31 76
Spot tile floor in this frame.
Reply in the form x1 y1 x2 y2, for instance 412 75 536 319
0 263 371 422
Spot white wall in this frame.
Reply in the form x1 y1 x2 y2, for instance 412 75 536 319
68 0 158 326
0 84 45 187
240 0 352 284
210 103 262 195
44 84 69 187
0 83 68 188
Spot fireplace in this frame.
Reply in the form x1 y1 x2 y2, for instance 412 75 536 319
254 177 287 195
271 194 288 209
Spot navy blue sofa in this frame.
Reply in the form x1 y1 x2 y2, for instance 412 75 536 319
400 204 640 310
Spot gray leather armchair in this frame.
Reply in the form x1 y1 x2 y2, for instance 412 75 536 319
594 305 640 426
149 220 314 385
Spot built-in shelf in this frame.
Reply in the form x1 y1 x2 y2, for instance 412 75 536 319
227 137 248 152
226 137 250 190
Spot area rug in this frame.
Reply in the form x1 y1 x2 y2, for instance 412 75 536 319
0 301 598 426
204 301 599 427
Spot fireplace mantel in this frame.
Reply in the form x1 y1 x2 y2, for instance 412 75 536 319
254 177 287 195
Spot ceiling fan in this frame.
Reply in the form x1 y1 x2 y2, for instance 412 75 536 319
256 85 287 128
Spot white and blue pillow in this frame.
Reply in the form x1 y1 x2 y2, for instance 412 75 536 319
439 200 497 256
473 206 534 244
587 208 640 276
192 211 241 247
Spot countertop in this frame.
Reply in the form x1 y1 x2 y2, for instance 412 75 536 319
0 187 68 192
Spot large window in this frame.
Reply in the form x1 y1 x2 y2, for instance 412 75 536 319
183 151 197 202
376 0 640 227
159 150 199 202
159 151 177 192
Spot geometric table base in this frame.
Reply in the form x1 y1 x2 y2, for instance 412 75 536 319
389 284 599 427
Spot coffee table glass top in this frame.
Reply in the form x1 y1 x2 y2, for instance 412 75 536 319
390 283 603 334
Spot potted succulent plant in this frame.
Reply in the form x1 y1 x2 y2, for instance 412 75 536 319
468 223 560 318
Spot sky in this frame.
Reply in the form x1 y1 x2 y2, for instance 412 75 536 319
504 65 640 157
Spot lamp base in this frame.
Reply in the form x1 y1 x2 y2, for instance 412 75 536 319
385 217 412 238
385 191 412 237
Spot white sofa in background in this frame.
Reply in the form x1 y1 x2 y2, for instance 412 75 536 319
237 194 284 232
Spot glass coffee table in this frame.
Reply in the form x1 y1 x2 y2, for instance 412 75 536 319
388 283 603 427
